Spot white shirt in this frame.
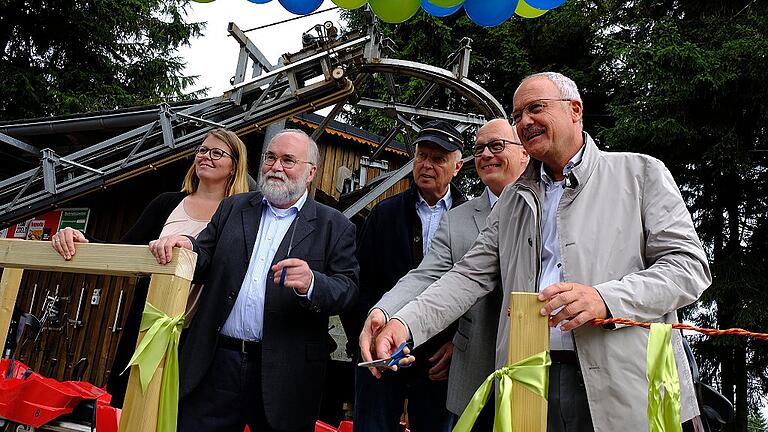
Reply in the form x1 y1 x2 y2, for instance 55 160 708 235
488 188 499 208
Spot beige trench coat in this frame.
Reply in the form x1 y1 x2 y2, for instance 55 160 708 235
395 133 711 431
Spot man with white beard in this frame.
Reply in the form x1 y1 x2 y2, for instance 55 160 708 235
149 129 359 432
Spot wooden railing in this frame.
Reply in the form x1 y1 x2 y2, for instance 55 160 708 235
0 238 196 432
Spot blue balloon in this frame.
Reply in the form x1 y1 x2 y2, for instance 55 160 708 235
421 0 462 17
522 0 566 10
248 0 272 4
464 0 517 27
278 0 323 14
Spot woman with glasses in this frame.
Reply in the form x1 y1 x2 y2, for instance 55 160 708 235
50 128 250 406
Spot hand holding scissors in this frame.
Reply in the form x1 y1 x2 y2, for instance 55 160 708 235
357 341 413 369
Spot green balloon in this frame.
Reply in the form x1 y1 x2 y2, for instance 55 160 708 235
332 0 368 9
427 0 464 7
369 0 420 23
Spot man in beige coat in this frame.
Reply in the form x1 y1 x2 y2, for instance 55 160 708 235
372 72 711 431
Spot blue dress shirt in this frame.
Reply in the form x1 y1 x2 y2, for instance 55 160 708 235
415 188 452 256
539 146 584 351
221 191 309 341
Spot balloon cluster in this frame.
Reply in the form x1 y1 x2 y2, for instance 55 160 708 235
194 0 567 27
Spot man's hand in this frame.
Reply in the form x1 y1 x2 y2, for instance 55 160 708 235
50 227 88 260
373 318 414 370
149 235 193 265
538 282 607 331
272 258 313 294
359 308 388 378
427 341 453 381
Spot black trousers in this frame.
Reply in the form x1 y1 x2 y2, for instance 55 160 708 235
547 362 595 432
178 343 312 432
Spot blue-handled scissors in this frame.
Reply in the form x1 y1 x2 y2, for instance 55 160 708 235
357 341 413 368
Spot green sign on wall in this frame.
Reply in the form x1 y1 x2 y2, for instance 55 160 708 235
58 208 90 232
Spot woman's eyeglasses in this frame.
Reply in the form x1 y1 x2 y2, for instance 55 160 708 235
195 145 233 160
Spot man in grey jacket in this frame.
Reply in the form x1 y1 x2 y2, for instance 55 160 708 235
372 72 711 432
359 118 529 430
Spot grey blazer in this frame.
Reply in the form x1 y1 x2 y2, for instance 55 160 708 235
376 188 503 415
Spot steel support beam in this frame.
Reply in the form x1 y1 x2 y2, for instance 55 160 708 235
357 98 486 126
0 132 40 155
342 160 413 218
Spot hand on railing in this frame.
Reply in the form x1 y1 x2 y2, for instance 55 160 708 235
149 235 193 265
50 227 89 260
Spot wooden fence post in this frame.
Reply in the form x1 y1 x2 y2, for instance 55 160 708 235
118 273 193 432
508 292 549 431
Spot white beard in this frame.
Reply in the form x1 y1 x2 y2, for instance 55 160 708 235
258 169 309 207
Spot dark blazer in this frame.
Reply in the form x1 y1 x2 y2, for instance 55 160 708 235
180 191 359 431
342 183 466 364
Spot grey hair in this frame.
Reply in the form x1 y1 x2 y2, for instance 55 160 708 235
521 72 582 103
269 128 321 166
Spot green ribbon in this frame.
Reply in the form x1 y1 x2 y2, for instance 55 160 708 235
647 323 682 432
453 351 551 432
123 302 185 432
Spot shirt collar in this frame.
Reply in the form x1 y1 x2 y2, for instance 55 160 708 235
487 187 499 208
540 145 586 188
263 189 308 218
417 186 452 210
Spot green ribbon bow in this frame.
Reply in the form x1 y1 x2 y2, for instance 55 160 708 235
123 302 185 432
453 351 551 432
647 323 682 432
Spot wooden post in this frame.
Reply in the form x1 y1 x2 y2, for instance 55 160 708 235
0 268 24 354
508 292 549 431
119 273 192 432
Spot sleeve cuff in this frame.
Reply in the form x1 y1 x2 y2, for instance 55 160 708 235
391 317 414 343
368 307 390 321
294 270 315 299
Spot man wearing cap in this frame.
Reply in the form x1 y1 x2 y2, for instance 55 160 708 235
343 120 466 432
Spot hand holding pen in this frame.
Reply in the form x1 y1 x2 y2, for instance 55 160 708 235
271 215 313 295
272 258 313 294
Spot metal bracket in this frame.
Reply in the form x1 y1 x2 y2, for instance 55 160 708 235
41 148 104 195
342 160 414 218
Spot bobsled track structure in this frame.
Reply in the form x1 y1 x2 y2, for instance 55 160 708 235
0 12 505 228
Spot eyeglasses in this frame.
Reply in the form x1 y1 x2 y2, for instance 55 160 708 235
508 98 572 126
263 152 315 169
196 145 233 160
414 151 451 166
472 139 522 157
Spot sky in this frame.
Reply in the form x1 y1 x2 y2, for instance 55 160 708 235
179 0 342 97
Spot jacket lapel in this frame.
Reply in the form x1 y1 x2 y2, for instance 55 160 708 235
473 189 491 232
242 194 265 262
271 196 318 265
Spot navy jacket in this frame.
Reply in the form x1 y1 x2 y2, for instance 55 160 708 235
342 183 466 365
